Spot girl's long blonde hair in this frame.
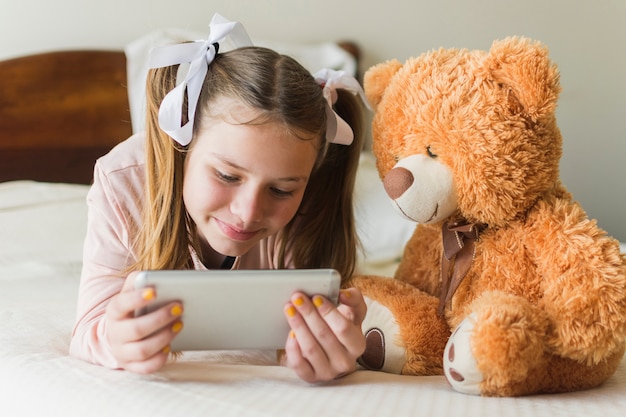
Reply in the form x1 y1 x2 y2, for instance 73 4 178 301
130 46 364 283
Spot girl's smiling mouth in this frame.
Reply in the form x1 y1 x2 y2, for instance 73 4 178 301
215 218 261 241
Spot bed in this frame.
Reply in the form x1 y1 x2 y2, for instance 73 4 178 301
1 34 626 417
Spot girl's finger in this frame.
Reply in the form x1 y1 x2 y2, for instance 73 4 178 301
284 295 359 378
108 298 183 346
121 345 172 374
283 331 317 382
286 294 339 349
337 288 367 325
115 320 183 363
106 286 157 321
296 294 364 358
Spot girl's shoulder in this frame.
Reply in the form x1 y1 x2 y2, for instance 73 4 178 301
90 133 146 215
96 132 146 177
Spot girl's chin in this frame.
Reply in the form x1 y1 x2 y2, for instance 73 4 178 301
210 240 255 258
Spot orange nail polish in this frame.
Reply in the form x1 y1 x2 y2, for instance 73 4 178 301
142 288 155 301
293 296 304 306
289 330 296 339
313 296 324 308
171 321 183 333
162 345 171 354
286 305 297 317
170 304 183 317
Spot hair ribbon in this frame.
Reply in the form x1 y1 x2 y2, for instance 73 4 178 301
147 13 253 146
313 69 372 146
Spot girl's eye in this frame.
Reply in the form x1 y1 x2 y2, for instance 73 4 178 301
216 170 239 183
426 146 438 158
270 187 294 198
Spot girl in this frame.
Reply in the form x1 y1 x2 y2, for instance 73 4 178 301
70 15 369 383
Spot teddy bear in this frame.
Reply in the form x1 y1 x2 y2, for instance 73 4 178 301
349 36 626 397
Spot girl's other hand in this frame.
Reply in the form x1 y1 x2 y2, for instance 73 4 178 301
282 287 367 383
104 272 184 374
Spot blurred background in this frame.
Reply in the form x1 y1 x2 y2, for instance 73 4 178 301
1 0 624 242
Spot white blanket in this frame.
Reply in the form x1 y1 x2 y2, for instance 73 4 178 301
1 179 625 417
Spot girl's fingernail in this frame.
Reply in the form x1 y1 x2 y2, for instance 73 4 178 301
289 330 296 339
142 288 155 301
285 305 297 317
340 289 351 298
170 304 183 317
171 321 183 333
162 345 171 354
293 296 304 306
313 296 324 308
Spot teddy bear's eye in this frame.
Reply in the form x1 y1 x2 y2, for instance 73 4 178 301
426 146 438 158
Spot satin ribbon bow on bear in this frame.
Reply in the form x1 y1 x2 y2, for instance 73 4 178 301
147 13 253 146
313 69 372 145
438 216 486 315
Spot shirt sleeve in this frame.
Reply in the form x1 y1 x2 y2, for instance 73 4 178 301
69 161 141 368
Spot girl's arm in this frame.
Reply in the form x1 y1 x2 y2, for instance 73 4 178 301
69 162 137 368
69 160 181 372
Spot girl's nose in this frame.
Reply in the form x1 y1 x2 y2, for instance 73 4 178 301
231 188 265 224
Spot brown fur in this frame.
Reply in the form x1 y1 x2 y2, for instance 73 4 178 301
352 37 626 396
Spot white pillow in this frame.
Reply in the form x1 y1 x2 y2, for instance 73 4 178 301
354 152 415 266
0 181 88 265
124 28 357 134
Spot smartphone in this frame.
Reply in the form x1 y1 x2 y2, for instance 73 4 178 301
134 269 341 351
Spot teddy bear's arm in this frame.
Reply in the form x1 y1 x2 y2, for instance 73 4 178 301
525 199 626 365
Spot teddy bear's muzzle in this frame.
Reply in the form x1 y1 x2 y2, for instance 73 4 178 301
382 154 458 224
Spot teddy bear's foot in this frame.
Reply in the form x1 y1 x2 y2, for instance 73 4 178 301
443 313 483 395
357 297 406 374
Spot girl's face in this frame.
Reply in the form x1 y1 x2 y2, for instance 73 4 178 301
183 109 319 264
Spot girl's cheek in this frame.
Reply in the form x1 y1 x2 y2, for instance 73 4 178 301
278 199 304 225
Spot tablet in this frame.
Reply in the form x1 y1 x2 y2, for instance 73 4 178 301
134 269 341 351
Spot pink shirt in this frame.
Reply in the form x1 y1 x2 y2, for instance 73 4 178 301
70 133 291 368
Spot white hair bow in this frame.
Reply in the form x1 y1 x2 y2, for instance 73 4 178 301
313 69 372 146
147 13 253 146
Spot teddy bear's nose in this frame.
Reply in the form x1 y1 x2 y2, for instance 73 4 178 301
383 167 414 199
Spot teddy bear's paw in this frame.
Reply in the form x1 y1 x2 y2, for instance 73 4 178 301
357 297 406 374
443 313 483 395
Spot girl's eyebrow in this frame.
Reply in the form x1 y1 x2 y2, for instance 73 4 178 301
216 155 309 183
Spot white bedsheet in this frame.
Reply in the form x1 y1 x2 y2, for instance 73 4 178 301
1 180 625 417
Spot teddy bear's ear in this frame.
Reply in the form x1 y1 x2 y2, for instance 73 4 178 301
363 59 403 109
484 37 561 121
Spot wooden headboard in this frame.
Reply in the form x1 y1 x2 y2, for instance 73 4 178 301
0 51 132 184
0 42 360 185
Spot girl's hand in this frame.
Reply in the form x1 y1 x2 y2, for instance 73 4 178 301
104 272 184 374
282 287 367 383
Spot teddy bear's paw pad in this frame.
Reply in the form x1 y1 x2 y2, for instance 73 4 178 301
357 298 406 374
357 328 385 370
443 313 482 395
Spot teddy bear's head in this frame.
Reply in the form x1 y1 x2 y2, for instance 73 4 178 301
364 37 563 228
